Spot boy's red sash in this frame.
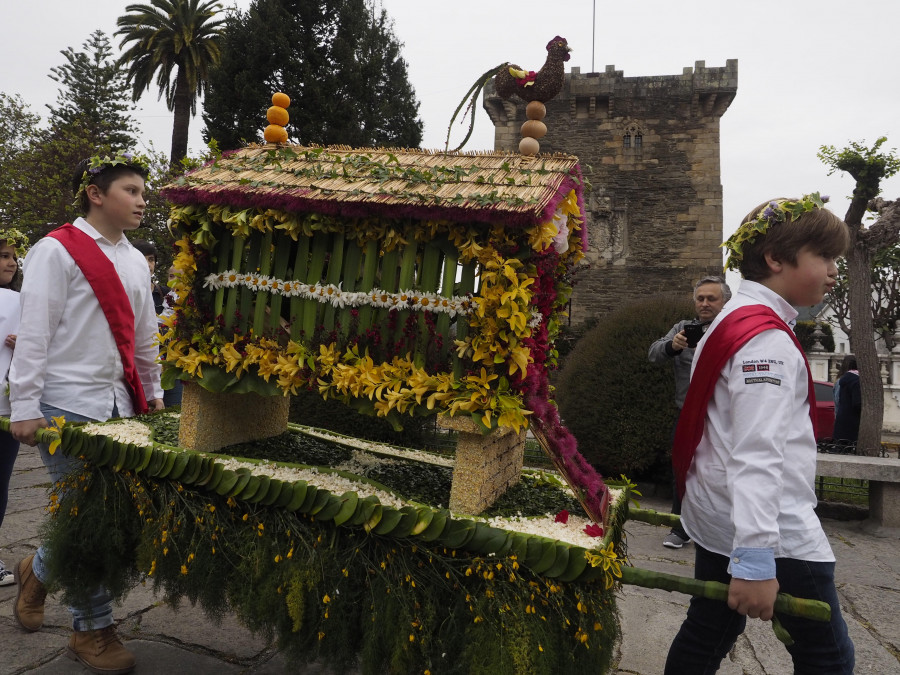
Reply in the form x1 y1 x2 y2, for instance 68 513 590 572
47 224 149 414
672 304 815 499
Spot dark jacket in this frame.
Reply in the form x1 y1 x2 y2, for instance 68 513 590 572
648 319 695 409
832 371 861 442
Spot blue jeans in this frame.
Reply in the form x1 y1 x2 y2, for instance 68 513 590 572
163 378 183 407
32 404 117 632
665 544 854 674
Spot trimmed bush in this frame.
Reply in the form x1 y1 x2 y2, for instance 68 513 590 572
794 320 835 353
556 295 694 479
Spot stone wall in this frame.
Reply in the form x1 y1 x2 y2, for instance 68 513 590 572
483 60 737 325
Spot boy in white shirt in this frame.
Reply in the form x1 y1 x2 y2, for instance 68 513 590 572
665 194 855 674
9 152 164 675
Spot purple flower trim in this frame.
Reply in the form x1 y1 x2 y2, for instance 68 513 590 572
162 163 587 231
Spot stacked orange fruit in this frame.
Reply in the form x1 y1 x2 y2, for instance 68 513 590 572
264 92 291 144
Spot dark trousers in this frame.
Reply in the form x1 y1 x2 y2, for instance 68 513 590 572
669 479 689 540
669 411 688 539
665 545 854 674
0 429 20 529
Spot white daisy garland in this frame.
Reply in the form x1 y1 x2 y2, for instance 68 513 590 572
204 272 475 318
202 271 544 326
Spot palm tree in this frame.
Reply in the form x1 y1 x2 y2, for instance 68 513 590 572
116 0 225 165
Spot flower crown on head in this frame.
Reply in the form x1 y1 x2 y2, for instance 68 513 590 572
72 151 151 207
0 227 30 259
722 192 830 271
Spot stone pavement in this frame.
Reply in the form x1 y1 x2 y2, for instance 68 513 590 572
2 443 899 674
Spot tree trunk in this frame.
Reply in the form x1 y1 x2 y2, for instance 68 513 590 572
170 67 192 166
845 201 883 456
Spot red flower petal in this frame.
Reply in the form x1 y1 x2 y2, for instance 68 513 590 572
554 510 569 524
583 523 604 537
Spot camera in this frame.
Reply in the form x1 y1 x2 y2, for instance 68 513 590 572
683 321 709 349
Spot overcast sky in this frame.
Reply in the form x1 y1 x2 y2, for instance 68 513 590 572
3 0 899 281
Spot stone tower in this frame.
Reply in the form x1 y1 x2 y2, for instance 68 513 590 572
483 60 737 324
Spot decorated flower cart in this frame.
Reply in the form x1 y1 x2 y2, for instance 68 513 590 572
29 132 635 672
159 137 610 522
25 92 832 673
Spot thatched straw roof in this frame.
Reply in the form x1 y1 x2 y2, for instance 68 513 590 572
162 144 584 227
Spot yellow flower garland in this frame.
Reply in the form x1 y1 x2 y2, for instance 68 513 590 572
160 191 584 432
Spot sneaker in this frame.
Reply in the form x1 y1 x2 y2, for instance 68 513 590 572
663 532 691 549
14 554 47 631
67 625 136 675
0 560 13 586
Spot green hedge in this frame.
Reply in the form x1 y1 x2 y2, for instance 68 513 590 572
794 320 835 353
555 295 694 479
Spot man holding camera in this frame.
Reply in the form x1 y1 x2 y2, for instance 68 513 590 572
649 276 731 548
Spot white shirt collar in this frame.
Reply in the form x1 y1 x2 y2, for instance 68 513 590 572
736 279 799 326
73 216 133 249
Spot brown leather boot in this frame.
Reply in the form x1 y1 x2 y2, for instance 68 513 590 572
14 554 47 632
67 625 136 675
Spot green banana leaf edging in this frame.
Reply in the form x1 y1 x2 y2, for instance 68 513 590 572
10 417 832 622
50 422 616 585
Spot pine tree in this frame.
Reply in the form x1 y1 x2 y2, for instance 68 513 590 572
202 0 422 149
0 93 40 170
46 30 139 151
0 94 41 224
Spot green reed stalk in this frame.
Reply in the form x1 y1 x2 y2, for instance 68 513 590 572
251 230 274 337
356 240 380 329
289 236 311 341
436 247 459 362
452 261 477 379
267 233 293 335
301 234 330 341
414 242 442 367
321 234 346 334
620 567 831 622
393 241 419 349
212 233 232 319
238 231 262 335
338 240 363 339
375 247 400 342
223 237 246 330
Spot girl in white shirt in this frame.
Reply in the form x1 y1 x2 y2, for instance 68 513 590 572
0 229 27 586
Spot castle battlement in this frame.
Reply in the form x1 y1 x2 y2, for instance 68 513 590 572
565 60 737 116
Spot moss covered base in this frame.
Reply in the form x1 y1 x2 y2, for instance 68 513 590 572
43 466 620 674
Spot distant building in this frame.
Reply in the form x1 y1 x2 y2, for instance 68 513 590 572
484 60 737 325
804 301 900 434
